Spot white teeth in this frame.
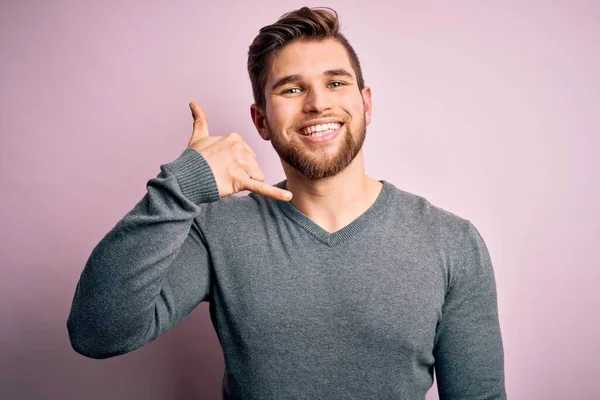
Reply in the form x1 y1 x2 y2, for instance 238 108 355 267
300 122 341 136
306 129 336 137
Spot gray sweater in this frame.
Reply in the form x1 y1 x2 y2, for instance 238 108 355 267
67 148 506 399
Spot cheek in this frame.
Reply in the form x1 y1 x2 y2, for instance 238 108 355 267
339 94 364 114
269 102 298 127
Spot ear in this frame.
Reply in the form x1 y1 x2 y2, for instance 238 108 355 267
250 104 271 141
361 86 373 126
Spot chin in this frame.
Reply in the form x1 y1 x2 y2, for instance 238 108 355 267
270 121 366 179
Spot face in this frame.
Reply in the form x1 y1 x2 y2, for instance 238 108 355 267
251 38 372 180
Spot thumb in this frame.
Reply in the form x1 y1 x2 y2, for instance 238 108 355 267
189 101 209 139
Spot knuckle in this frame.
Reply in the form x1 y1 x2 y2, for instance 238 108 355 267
232 142 246 156
245 146 257 158
251 168 265 181
232 180 244 193
235 158 248 167
227 132 241 141
252 180 263 192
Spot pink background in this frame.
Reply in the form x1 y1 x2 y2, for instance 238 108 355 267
1 1 598 399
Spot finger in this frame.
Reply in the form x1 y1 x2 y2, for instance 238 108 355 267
239 158 266 182
189 101 209 139
229 134 258 160
243 143 258 160
232 159 265 182
241 177 293 201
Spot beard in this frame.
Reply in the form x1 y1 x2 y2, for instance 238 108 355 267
267 113 367 180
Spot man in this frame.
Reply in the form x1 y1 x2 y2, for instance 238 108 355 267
67 6 506 399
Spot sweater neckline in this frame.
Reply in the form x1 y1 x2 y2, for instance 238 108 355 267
274 180 393 247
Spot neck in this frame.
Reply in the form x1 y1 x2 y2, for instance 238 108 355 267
281 150 383 233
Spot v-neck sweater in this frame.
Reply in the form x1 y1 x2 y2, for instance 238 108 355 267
67 148 506 399
275 180 390 247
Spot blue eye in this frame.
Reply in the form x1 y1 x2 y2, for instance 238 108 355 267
282 82 345 94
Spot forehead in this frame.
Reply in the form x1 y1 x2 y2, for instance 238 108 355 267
268 38 354 83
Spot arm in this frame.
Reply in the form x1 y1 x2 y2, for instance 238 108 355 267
67 100 292 360
67 148 220 359
433 221 507 399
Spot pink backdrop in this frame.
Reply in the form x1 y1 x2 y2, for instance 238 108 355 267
1 1 598 399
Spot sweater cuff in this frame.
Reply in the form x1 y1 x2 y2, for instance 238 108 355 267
163 148 221 204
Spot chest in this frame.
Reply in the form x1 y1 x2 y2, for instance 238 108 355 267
210 235 447 358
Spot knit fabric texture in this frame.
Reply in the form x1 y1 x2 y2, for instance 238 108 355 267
67 148 506 399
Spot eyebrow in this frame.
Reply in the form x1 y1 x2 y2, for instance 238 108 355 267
270 69 354 92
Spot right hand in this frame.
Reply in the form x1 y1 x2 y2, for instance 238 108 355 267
187 101 293 201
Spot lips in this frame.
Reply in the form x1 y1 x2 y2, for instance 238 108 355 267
299 122 342 136
297 123 343 143
298 118 344 132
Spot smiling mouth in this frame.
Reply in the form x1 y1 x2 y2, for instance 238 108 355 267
298 122 343 137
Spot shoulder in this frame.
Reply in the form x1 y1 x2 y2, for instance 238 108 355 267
384 182 493 287
383 181 489 268
383 181 474 241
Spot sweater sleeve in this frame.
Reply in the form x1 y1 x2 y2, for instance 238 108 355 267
433 221 507 399
67 148 221 359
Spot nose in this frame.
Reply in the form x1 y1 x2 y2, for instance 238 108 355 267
302 87 331 114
